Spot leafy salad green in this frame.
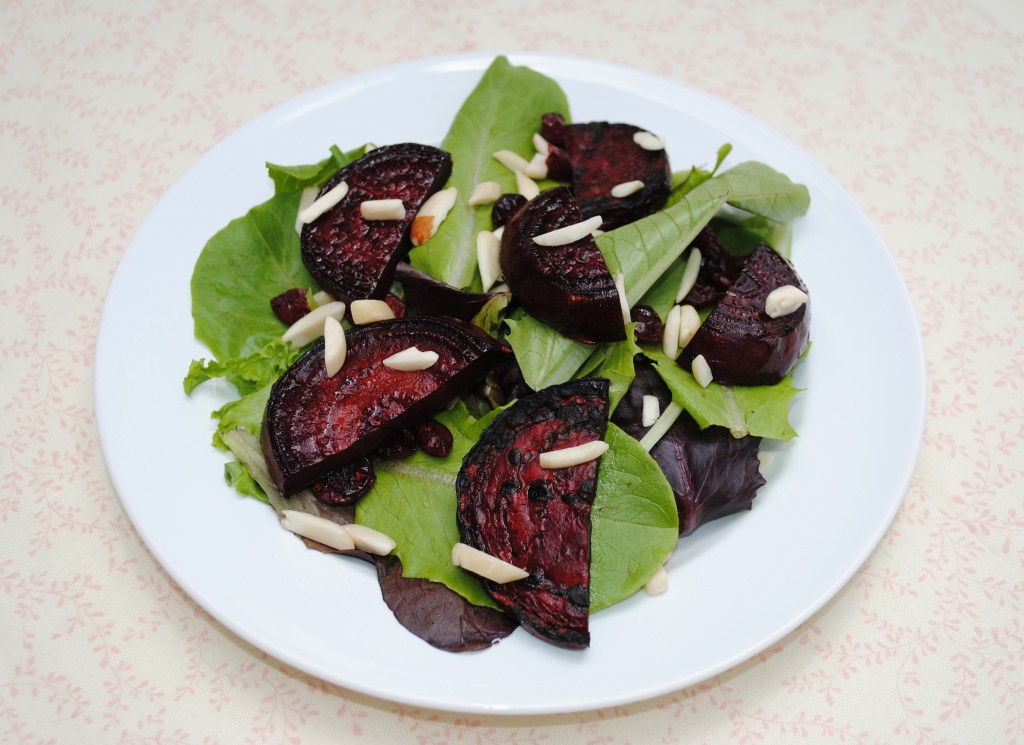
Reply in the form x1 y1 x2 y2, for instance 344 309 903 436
184 56 810 629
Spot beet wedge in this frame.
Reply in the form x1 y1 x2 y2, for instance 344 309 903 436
262 316 507 495
456 378 610 649
678 243 810 386
499 186 625 343
300 143 452 304
541 113 670 230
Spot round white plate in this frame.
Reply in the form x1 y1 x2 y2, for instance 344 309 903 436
95 52 926 715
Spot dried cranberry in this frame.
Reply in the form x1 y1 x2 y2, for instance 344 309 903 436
491 193 527 228
413 419 453 457
310 457 376 505
270 288 311 326
630 305 664 343
540 113 566 146
375 428 417 459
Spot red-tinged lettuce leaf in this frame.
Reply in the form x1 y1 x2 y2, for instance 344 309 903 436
612 358 765 535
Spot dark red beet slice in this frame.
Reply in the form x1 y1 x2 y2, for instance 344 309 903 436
262 315 507 495
612 358 765 535
375 555 518 652
541 113 670 230
499 186 625 344
309 457 376 505
270 288 312 326
456 378 610 649
678 243 810 386
680 226 747 310
300 143 452 304
394 263 497 322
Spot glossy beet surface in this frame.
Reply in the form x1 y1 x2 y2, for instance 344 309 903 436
541 113 670 230
612 359 765 535
680 226 747 310
499 186 625 343
262 316 507 495
456 378 610 649
394 263 496 321
300 144 452 303
679 243 810 386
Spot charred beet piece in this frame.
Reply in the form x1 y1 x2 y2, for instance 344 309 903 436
270 288 312 326
612 358 765 535
678 243 810 386
500 186 625 344
393 263 498 322
309 457 376 505
262 316 508 495
376 555 518 652
300 144 452 304
541 113 670 230
456 378 610 649
490 193 527 228
680 226 747 310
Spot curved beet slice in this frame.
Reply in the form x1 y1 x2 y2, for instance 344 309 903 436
541 113 670 230
499 186 625 343
679 243 810 386
681 226 747 310
393 262 497 321
456 378 610 649
300 144 452 303
262 316 507 495
612 358 765 535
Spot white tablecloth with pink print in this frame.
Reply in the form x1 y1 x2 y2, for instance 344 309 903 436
2 1 1022 743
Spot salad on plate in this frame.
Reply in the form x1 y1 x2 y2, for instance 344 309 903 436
183 55 811 653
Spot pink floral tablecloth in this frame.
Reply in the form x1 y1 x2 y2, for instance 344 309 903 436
3 1 1023 743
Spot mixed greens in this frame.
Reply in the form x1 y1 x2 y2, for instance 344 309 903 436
184 56 810 645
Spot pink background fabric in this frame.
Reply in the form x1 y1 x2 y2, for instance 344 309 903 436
2 0 1022 742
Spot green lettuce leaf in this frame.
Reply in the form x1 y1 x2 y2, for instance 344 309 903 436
184 339 301 396
713 161 810 224
646 349 801 440
408 56 570 289
503 311 595 391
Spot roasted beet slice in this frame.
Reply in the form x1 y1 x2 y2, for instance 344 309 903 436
456 378 610 649
262 316 507 495
680 226 747 309
499 186 625 344
678 243 810 386
309 457 376 505
270 288 312 326
394 262 497 321
300 144 452 303
541 113 670 230
612 358 765 534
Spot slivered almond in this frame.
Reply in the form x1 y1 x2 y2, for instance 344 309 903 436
692 354 714 388
611 180 644 198
468 180 501 206
282 300 347 348
410 187 457 246
360 198 405 220
613 272 631 327
644 565 669 595
477 230 501 292
452 543 528 584
539 440 608 469
662 304 682 358
677 304 701 348
382 346 439 371
349 298 394 325
279 510 355 551
298 180 349 224
492 225 505 240
675 247 702 303
323 316 347 377
532 132 549 154
641 395 661 428
344 524 396 555
516 171 539 200
295 186 319 232
765 284 808 318
493 149 530 173
633 130 666 151
532 215 603 246
312 290 336 306
525 152 548 180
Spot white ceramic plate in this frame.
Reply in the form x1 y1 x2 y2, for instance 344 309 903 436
95 52 926 715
